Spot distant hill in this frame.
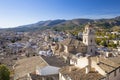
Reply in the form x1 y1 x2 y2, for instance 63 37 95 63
4 16 120 32
7 19 66 32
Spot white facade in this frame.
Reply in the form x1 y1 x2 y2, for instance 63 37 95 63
118 47 120 52
36 66 60 75
111 32 119 35
38 50 53 56
112 40 120 45
83 24 96 56
70 57 88 68
64 45 68 53
59 72 72 80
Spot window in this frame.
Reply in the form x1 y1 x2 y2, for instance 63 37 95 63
91 49 92 52
91 39 92 43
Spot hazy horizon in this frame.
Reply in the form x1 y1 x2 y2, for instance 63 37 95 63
0 0 120 28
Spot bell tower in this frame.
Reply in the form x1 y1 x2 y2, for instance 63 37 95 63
83 23 96 56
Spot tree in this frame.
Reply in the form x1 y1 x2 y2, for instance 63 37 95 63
108 34 112 40
112 34 117 39
100 40 107 47
108 41 117 48
96 38 102 45
0 65 10 80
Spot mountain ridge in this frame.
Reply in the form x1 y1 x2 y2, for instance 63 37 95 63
3 16 120 32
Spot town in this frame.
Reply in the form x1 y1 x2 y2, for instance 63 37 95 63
0 0 120 80
0 23 120 80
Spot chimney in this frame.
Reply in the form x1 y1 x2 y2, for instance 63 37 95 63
86 66 90 74
86 56 91 74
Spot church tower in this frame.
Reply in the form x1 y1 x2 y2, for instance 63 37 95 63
83 23 96 56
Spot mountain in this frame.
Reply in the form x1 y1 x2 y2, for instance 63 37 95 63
49 19 94 31
19 19 66 28
93 16 120 28
7 19 66 32
4 16 120 32
8 19 94 32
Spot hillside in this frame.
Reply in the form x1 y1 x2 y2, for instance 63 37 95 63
4 16 120 32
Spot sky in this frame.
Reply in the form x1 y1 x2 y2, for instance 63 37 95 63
0 0 120 28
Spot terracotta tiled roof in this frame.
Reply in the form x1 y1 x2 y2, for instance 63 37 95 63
91 56 120 73
60 38 87 54
60 38 85 47
109 55 120 65
41 55 68 67
14 56 48 79
59 66 104 80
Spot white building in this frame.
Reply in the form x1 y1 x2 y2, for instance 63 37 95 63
36 66 60 75
83 24 96 56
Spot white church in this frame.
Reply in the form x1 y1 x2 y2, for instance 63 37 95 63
82 23 96 56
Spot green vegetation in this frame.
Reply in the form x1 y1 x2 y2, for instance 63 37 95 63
96 38 118 48
0 65 10 80
95 30 120 48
